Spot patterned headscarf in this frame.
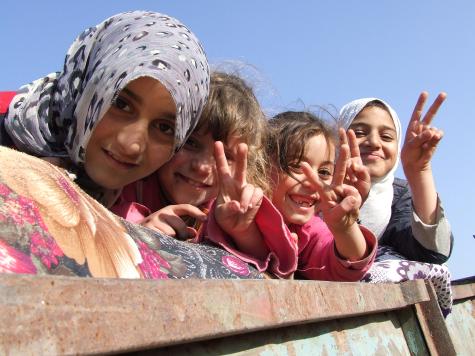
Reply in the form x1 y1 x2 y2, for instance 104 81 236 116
5 10 210 164
339 98 402 239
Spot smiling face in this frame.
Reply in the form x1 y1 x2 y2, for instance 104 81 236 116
157 130 243 206
84 77 177 189
349 105 398 180
271 134 335 225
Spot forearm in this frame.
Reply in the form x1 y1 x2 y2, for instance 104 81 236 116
330 223 368 261
405 169 438 224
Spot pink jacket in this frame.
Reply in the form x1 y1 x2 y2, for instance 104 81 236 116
110 174 163 223
201 196 377 281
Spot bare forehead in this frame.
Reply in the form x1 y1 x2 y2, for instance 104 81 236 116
351 106 396 131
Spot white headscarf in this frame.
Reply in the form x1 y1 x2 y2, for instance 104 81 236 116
339 98 402 238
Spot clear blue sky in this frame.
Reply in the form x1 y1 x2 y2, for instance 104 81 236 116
1 1 473 279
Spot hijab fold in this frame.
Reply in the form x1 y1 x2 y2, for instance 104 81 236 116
6 10 210 163
339 98 402 238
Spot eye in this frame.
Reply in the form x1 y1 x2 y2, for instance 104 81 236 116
288 162 303 174
381 133 395 142
184 136 200 150
352 129 366 138
152 120 175 136
318 168 333 181
112 95 132 113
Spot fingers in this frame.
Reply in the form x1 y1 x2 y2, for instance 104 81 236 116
410 91 429 125
422 92 447 126
234 143 248 186
214 141 231 180
238 184 263 212
409 91 447 127
334 133 350 187
347 129 361 160
169 204 208 221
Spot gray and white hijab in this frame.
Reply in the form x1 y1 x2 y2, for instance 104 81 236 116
339 98 402 239
6 10 210 164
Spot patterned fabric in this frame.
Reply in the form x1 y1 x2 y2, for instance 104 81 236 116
5 10 209 162
339 98 402 239
0 146 261 279
362 246 452 317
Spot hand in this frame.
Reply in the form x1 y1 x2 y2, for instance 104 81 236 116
214 141 264 236
401 92 446 177
340 128 371 203
302 141 367 261
139 204 207 240
301 137 361 232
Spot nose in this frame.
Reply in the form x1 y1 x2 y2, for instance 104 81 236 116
117 121 148 158
364 131 382 149
190 154 215 176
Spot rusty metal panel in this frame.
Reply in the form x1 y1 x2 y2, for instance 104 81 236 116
445 299 475 356
148 311 420 355
0 275 429 355
414 281 457 356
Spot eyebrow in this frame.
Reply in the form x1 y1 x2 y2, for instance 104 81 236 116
349 122 396 132
122 87 176 120
122 87 142 104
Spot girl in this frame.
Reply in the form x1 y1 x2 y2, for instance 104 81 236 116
2 10 209 208
203 111 377 280
0 11 263 280
339 93 453 315
112 71 269 240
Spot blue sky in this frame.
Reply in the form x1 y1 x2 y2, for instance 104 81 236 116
1 1 473 279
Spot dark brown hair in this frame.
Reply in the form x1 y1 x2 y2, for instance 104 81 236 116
267 111 336 177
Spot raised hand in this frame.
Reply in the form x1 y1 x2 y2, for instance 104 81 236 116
302 136 361 232
301 140 367 261
214 141 263 235
340 128 371 202
213 141 268 258
139 204 207 240
401 92 446 176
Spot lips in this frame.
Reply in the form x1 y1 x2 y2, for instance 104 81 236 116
103 148 139 168
289 194 317 208
176 173 212 189
361 151 384 160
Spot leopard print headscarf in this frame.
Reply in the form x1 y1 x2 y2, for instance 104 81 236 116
5 10 209 164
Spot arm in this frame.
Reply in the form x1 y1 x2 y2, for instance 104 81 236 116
380 178 453 263
401 92 445 225
204 196 298 278
297 217 377 281
212 141 270 260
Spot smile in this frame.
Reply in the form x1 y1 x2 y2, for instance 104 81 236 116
289 194 316 208
103 149 139 168
177 173 212 189
361 152 384 160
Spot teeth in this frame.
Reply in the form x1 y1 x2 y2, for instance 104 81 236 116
290 195 316 207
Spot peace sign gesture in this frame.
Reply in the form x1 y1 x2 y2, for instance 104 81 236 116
301 131 361 231
340 128 371 203
213 141 268 258
300 131 367 260
401 92 446 176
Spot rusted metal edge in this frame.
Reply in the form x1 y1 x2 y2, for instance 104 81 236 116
414 280 457 356
451 277 475 300
0 274 429 355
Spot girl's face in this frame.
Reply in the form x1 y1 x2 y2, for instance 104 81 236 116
85 77 177 189
271 134 334 225
157 130 243 206
349 106 398 179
